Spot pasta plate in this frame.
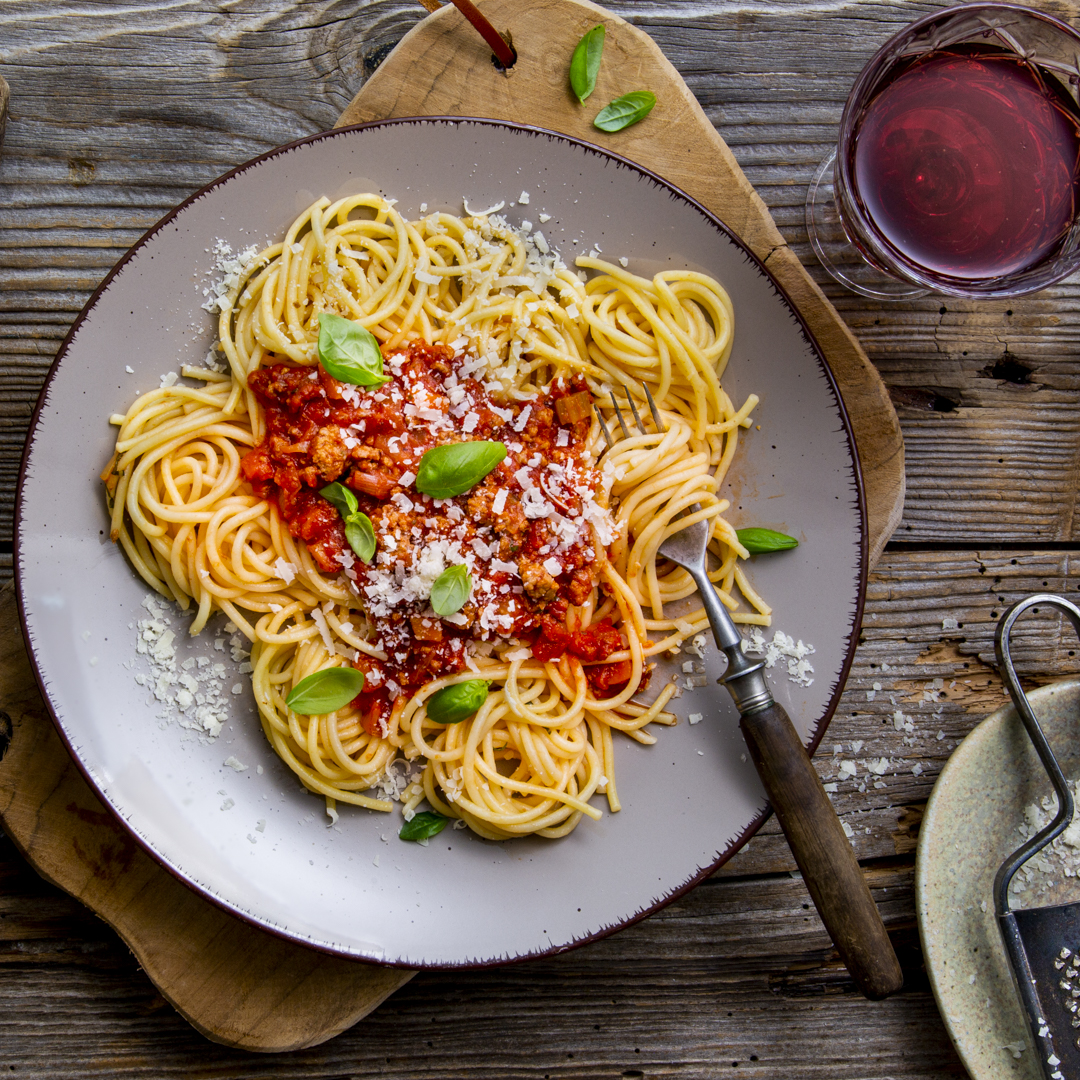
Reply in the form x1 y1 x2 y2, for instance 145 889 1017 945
16 119 865 966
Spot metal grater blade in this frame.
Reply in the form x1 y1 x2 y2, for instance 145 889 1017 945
994 595 1080 1080
1009 903 1080 1079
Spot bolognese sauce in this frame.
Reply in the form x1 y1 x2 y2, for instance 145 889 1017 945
241 341 630 732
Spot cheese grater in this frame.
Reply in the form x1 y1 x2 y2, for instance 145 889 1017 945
995 594 1080 1080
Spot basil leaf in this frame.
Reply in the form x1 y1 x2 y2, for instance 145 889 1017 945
570 24 605 103
593 91 656 133
317 312 389 386
415 441 506 499
285 666 365 715
430 564 471 617
427 680 490 724
736 527 799 554
319 481 358 519
344 511 376 563
399 811 449 841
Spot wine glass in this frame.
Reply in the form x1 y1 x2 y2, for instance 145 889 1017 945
806 3 1080 300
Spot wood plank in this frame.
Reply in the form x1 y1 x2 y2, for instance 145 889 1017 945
724 546 1080 875
0 0 1078 1070
5 543 1069 1057
0 824 964 1079
336 0 905 566
0 0 1077 553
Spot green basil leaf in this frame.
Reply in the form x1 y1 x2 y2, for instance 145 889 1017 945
430 563 471 617
399 811 449 841
736 527 799 554
427 680 490 724
593 91 656 133
285 666 365 715
317 312 389 386
570 24 605 103
415 441 507 499
319 481 358 519
345 511 376 563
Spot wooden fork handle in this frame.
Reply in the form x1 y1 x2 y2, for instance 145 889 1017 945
739 701 904 1000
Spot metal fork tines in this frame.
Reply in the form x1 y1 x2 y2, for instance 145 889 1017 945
595 382 666 448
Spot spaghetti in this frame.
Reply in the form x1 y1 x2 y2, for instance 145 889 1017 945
103 193 767 840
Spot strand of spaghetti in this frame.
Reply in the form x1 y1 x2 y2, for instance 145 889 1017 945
591 716 619 812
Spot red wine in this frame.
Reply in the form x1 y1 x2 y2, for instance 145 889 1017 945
850 49 1080 280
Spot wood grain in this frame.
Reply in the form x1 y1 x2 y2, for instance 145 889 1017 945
0 0 1077 556
336 0 905 566
3 0 1080 1073
4 543 1046 1075
0 585 413 1053
0 0 911 1050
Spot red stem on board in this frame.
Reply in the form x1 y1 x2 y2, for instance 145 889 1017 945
447 0 516 68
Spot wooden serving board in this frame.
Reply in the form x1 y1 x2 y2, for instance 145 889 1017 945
337 0 905 566
0 0 904 1054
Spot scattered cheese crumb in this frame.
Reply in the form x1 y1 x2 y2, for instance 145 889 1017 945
463 197 505 217
742 628 816 686
224 756 247 772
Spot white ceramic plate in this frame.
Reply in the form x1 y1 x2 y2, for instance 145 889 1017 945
918 678 1080 1080
16 119 865 967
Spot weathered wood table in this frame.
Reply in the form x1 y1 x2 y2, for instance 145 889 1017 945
4 0 1078 1075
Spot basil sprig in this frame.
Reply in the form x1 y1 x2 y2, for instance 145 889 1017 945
399 811 449 842
427 680 490 724
736 527 799 554
285 667 365 715
570 24 605 103
415 441 506 499
594 91 656 132
320 481 376 563
317 312 389 386
430 564 471 617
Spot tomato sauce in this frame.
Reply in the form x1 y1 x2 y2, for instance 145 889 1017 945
241 341 624 732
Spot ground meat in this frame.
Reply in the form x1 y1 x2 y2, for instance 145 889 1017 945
519 556 558 603
467 488 496 524
311 425 348 481
566 569 594 607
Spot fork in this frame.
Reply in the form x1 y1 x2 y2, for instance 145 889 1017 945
603 386 903 1001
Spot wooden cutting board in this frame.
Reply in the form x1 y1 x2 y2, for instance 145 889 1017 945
0 0 904 1054
337 0 905 565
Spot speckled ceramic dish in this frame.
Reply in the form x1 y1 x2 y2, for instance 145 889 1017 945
918 678 1080 1080
16 118 865 967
